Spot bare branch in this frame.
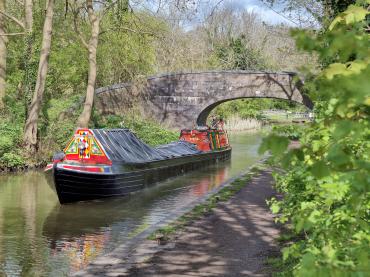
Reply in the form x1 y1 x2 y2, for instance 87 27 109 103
73 8 89 49
100 26 159 37
101 0 120 18
15 0 24 5
207 0 225 20
0 10 25 29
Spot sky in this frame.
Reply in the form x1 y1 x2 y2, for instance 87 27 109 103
234 0 295 25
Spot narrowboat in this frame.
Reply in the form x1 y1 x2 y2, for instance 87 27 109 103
45 127 231 204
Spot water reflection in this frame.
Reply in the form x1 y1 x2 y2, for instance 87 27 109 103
0 131 262 276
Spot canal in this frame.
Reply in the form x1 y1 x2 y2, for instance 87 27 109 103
0 131 264 276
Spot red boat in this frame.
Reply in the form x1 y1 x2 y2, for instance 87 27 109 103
45 127 231 204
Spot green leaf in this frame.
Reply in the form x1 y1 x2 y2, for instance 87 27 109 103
333 120 352 139
327 145 351 167
343 6 369 24
270 202 280 214
258 135 289 156
323 63 347 79
310 161 330 179
329 5 369 30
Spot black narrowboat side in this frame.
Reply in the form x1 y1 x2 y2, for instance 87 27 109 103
51 147 231 204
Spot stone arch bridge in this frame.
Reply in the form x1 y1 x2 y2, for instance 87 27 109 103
95 71 313 129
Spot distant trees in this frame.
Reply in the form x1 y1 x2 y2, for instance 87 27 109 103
154 4 314 73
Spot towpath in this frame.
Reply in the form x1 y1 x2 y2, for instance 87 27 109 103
127 169 281 276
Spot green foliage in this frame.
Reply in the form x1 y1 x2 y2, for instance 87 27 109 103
211 98 306 121
0 153 25 168
1 4 166 167
97 12 159 85
93 114 178 146
272 125 306 140
215 36 268 70
0 121 23 160
259 134 289 156
261 2 370 276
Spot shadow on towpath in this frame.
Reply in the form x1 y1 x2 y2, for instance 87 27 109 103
127 169 282 277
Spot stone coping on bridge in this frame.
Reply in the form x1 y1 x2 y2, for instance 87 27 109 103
95 70 300 95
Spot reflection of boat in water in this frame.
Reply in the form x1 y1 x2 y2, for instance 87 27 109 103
43 195 151 273
191 167 228 196
45 128 231 204
43 165 229 240
43 196 146 239
49 232 111 273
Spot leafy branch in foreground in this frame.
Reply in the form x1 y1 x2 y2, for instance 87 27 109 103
260 1 370 276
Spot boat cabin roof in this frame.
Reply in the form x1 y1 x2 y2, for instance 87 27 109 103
91 129 201 164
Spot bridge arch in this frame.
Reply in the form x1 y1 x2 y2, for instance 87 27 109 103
95 71 313 129
196 96 311 126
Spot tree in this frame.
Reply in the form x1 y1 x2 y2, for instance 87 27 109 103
23 0 54 153
24 0 32 32
75 0 100 128
73 0 132 128
0 0 7 109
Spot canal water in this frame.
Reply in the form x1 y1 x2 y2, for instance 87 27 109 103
0 131 264 277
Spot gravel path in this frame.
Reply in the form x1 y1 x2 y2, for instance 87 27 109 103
128 169 281 277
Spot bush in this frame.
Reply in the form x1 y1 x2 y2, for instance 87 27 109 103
0 122 22 156
260 3 370 276
93 114 178 146
272 125 306 140
0 136 15 156
0 153 25 168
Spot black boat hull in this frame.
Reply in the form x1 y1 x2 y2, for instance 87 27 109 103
49 148 231 204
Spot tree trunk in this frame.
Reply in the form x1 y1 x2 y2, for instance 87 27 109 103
0 0 7 109
76 0 99 128
23 0 54 153
22 0 33 118
24 0 33 32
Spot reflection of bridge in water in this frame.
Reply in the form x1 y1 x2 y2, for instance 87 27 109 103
95 71 313 129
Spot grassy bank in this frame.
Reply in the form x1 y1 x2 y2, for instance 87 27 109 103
147 165 264 242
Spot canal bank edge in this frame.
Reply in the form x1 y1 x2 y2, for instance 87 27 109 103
73 158 269 277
